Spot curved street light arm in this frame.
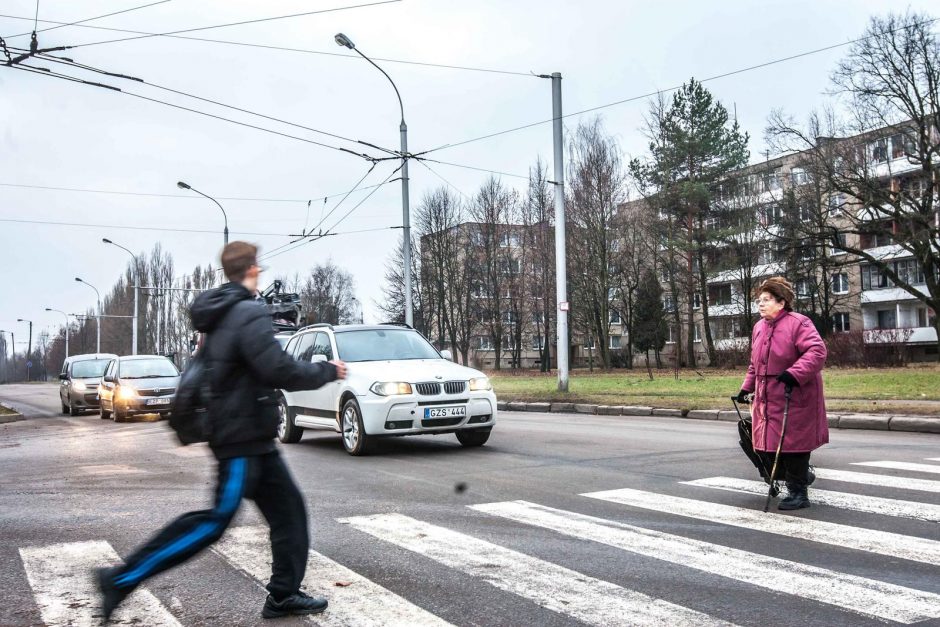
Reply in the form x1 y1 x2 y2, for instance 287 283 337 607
352 48 405 125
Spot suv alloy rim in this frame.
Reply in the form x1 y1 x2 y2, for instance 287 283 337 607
342 406 359 450
277 402 287 439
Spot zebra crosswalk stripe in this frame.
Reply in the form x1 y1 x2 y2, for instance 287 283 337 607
683 476 940 523
475 500 940 625
340 512 735 627
213 525 451 627
582 487 940 568
19 540 181 627
815 468 940 493
853 461 940 475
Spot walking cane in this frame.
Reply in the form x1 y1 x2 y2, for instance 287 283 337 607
763 386 793 512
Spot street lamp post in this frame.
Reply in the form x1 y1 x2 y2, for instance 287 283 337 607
102 238 140 355
177 181 228 246
16 318 33 381
44 308 69 359
75 277 101 353
0 330 12 381
335 32 413 327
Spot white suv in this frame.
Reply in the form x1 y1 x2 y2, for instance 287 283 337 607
277 323 497 455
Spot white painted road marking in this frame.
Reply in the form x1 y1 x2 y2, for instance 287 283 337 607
815 467 940 493
582 487 940 568
340 512 734 627
684 476 940 523
214 525 451 627
853 460 940 475
477 499 940 625
19 540 181 627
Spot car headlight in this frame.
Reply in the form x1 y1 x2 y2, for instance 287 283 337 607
72 381 87 391
117 386 138 400
468 376 492 391
369 382 413 396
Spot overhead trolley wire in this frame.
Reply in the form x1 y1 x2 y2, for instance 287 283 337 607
4 0 173 40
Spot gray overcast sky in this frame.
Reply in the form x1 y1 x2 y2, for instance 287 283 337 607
1 0 936 343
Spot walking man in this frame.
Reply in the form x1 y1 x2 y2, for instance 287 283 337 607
98 241 346 621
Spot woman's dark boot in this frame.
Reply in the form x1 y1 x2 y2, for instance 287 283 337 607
778 482 811 510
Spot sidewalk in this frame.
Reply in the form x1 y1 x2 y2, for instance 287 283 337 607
496 401 940 434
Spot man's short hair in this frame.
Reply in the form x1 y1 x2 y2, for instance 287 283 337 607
221 241 258 282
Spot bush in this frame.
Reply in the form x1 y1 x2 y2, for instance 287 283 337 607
713 338 750 369
825 331 867 367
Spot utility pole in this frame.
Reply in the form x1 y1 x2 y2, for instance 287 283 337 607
17 319 33 381
551 72 570 392
45 308 69 359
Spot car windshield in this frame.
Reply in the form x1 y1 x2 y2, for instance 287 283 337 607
335 329 440 362
120 358 179 379
71 359 111 378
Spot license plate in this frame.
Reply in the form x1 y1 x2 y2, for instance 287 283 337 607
146 398 171 406
424 406 466 419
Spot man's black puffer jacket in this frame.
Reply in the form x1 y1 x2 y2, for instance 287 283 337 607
190 281 338 459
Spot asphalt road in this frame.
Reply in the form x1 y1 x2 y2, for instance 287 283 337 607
1 383 939 627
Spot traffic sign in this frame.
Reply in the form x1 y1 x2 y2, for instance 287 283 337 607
26 360 32 368
558 302 569 312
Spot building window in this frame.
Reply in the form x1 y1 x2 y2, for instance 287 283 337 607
498 232 519 248
583 337 596 350
692 292 702 309
692 324 702 343
471 284 487 299
860 264 891 290
610 239 622 253
532 311 545 326
502 335 517 350
895 259 926 285
476 336 493 350
500 311 517 325
609 310 622 325
877 309 897 329
828 194 845 216
872 138 889 163
609 335 622 350
829 232 848 255
790 168 809 186
798 202 815 223
666 325 678 344
890 133 911 160
763 203 783 226
831 273 849 294
795 278 813 298
832 312 850 333
708 284 732 307
663 295 676 312
499 258 521 275
531 335 545 350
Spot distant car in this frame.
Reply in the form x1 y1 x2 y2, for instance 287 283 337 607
98 355 180 422
274 331 295 350
59 353 118 416
277 323 497 455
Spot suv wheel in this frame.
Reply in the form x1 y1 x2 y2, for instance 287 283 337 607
100 404 111 420
69 399 81 417
113 405 127 423
456 427 492 448
61 400 69 415
341 399 371 456
277 397 303 444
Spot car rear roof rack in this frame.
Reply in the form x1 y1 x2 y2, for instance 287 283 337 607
379 321 413 329
297 322 334 332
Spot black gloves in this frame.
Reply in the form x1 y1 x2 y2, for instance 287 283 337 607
736 389 752 404
777 371 799 390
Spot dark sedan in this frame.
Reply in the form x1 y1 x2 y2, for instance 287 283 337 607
98 355 180 422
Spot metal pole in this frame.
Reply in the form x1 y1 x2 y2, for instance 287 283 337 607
133 274 139 355
551 72 569 392
401 120 413 327
27 321 33 381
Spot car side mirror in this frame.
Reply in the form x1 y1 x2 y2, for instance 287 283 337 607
440 349 453 361
103 375 115 383
311 354 327 364
59 373 68 380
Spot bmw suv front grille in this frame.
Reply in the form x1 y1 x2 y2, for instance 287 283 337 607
443 381 466 394
415 382 441 396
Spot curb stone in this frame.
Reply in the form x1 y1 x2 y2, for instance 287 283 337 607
889 416 940 433
687 410 719 420
550 402 575 413
525 402 551 412
574 404 598 415
827 414 841 428
507 402 528 412
597 406 623 416
496 401 508 411
838 413 891 431
622 406 653 416
0 404 25 424
652 408 683 417
717 410 743 422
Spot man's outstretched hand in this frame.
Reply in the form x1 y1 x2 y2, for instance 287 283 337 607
330 360 348 380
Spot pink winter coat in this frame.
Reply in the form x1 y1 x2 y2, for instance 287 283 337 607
742 310 829 453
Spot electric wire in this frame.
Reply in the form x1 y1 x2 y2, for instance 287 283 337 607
415 156 529 180
5 0 172 40
64 0 403 50
417 16 940 155
0 12 532 76
414 158 472 200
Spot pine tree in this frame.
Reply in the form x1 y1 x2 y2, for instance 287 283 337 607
632 269 668 379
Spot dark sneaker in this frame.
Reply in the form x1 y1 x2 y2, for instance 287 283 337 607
95 567 128 624
262 591 328 619
778 483 811 510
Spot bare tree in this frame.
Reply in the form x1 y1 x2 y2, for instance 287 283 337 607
377 233 429 335
766 12 940 359
521 158 556 371
299 260 358 325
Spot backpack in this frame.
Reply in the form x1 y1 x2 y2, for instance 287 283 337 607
169 334 214 445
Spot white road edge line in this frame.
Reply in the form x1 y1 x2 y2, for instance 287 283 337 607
684 476 940 522
815 468 940 493
853 461 940 475
340 512 735 627
214 525 451 627
19 540 181 627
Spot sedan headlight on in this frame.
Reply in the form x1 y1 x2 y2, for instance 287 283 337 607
117 386 138 400
468 376 492 391
369 382 413 396
72 381 87 392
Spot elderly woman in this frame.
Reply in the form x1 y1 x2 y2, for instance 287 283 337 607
737 277 828 510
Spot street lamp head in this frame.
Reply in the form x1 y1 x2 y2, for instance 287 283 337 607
177 181 191 190
45 308 52 312
334 33 355 49
102 238 112 244
75 277 82 282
